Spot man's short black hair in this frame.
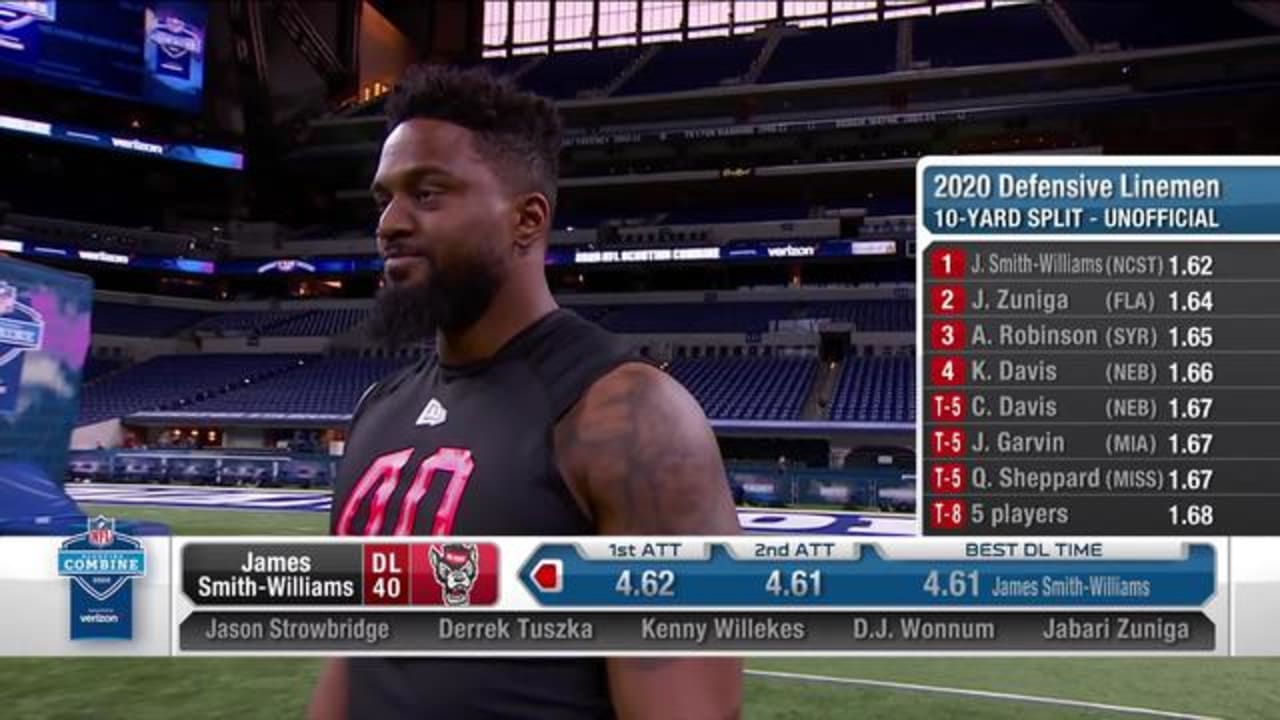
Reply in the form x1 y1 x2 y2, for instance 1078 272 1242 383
385 64 562 211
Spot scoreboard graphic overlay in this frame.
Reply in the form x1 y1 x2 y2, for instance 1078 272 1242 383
8 533 1280 656
6 157 1280 657
919 157 1280 535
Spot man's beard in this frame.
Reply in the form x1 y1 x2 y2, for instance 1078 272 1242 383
367 253 503 350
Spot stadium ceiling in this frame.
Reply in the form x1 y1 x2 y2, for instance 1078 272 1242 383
482 0 1034 56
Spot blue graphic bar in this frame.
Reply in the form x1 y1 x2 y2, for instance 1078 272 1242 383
0 112 242 170
519 543 1215 607
922 164 1280 235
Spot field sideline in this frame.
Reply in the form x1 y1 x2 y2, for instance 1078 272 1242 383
0 503 1272 719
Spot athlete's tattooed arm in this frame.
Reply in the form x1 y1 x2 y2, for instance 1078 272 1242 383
556 362 743 720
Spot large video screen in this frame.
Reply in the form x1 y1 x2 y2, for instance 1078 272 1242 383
0 0 206 113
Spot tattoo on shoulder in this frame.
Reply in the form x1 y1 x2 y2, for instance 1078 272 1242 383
556 364 738 535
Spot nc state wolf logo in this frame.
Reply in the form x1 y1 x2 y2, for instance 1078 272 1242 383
430 543 479 606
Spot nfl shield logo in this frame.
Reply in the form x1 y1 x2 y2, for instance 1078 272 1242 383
0 282 15 316
87 516 115 547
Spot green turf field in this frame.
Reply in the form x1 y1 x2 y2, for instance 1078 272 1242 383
0 505 1270 720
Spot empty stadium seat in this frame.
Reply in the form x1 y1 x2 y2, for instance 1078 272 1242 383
914 4 1071 67
668 356 817 420
77 354 315 425
829 356 915 423
91 302 209 337
572 300 913 334
1060 0 1272 50
620 36 764 95
177 356 416 416
760 21 897 84
82 356 125 384
521 47 641 98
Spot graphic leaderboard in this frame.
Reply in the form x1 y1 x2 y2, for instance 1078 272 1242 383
918 157 1280 536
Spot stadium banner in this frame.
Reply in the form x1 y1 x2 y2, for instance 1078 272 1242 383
3 239 216 275
4 533 1272 657
211 239 891 277
4 238 893 278
0 111 242 170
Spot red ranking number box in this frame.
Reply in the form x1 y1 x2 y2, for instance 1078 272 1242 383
931 428 965 457
930 320 966 350
929 285 966 315
929 356 966 386
929 500 968 530
930 463 967 493
929 248 966 279
930 392 966 421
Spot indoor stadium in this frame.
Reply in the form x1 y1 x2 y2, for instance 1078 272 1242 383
1 0 1278 717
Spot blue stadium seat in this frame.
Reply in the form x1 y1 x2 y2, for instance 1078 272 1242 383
82 356 125 384
829 356 915 423
760 21 897 84
177 356 417 416
668 356 817 420
521 47 641 98
91 302 209 337
914 5 1071 67
1060 0 1272 50
620 37 763 95
573 300 913 334
77 354 315 425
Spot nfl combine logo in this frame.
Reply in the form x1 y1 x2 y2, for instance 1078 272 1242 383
87 516 114 547
0 280 44 415
57 516 147 640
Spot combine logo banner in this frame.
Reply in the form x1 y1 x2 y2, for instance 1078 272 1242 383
146 12 202 80
0 280 43 414
57 516 147 640
0 0 55 55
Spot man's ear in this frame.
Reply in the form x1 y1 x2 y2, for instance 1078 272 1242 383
512 192 552 255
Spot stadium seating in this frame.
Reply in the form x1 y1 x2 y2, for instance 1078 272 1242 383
194 310 309 335
192 309 366 337
481 55 533 78
1060 0 1272 50
82 356 125 384
668 356 817 420
583 300 912 334
829 356 914 423
520 47 641 98
759 21 897 84
264 309 368 337
808 301 914 332
914 4 1071 67
620 36 764 95
91 301 209 337
662 205 812 224
177 356 414 416
77 354 314 424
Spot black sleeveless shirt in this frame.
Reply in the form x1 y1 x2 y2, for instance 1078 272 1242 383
331 309 636 719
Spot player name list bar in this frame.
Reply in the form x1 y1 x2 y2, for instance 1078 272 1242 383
176 610 1214 654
